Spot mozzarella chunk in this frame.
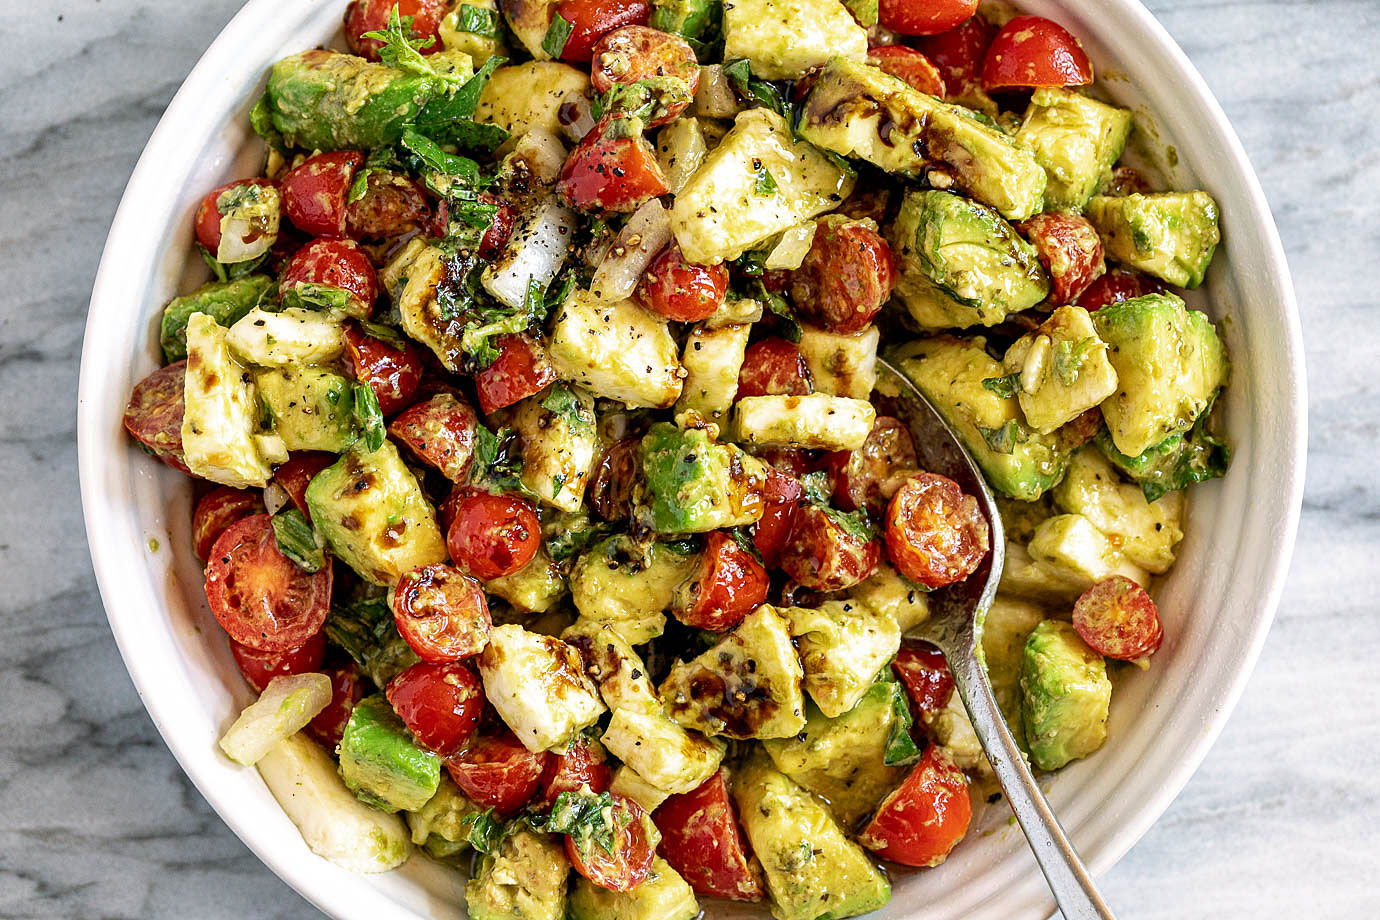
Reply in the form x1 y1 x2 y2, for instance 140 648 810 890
798 324 879 400
181 312 273 488
850 563 931 633
784 601 901 718
226 307 343 367
721 0 867 80
602 707 725 795
733 394 876 451
477 625 606 752
548 292 683 408
676 323 750 426
512 386 599 511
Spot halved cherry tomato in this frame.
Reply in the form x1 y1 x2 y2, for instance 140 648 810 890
124 361 190 473
388 393 479 483
554 0 650 64
654 769 764 901
981 16 1093 90
752 465 803 568
386 661 486 756
588 437 643 521
779 503 881 591
446 491 541 580
892 643 954 720
672 531 770 631
884 473 989 589
341 322 426 416
344 0 448 60
473 334 559 415
868 45 946 96
827 416 919 515
447 729 550 816
193 487 266 561
535 737 613 811
1017 211 1105 305
390 563 493 662
557 114 668 213
914 15 994 101
1077 267 1165 312
229 632 326 694
204 514 332 652
788 216 894 335
280 151 364 238
477 194 518 259
566 792 655 891
636 242 728 322
272 452 335 518
306 657 366 749
737 338 812 399
194 178 277 256
1073 575 1163 660
279 238 378 319
878 0 978 36
591 26 699 127
859 744 971 867
345 171 430 241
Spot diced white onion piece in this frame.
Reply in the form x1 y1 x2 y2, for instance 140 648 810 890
656 118 709 195
557 93 596 143
505 128 567 187
218 673 332 766
481 197 576 309
764 222 818 271
216 184 281 264
590 200 673 302
693 65 742 119
262 481 290 516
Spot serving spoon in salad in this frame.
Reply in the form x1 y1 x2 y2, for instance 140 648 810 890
875 359 1116 920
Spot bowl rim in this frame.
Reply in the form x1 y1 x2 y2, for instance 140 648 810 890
77 0 1306 917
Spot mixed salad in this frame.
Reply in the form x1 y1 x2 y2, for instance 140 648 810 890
121 0 1230 915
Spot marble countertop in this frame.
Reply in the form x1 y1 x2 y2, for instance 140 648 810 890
1 0 1374 917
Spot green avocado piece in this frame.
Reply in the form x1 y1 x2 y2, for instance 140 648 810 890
734 754 891 920
1092 293 1229 457
1086 191 1221 288
160 275 276 363
888 189 1049 330
405 774 482 861
338 695 441 813
1020 620 1111 771
254 366 356 452
569 857 699 920
1015 88 1134 211
466 828 570 920
568 536 699 644
640 423 769 533
649 0 721 42
1092 415 1230 504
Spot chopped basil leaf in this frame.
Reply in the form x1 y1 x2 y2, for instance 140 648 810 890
324 598 421 686
722 59 787 116
352 381 386 452
540 384 592 432
732 526 764 564
281 282 350 313
271 508 324 574
359 321 408 351
541 12 574 59
461 808 515 853
538 790 617 854
981 373 1020 399
754 163 779 196
882 680 924 766
362 8 452 81
458 4 501 36
977 419 1024 455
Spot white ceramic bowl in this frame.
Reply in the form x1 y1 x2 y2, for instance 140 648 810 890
77 1 1306 917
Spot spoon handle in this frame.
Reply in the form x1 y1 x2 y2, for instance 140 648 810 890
948 650 1117 920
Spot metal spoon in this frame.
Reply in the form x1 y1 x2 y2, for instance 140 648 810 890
876 359 1116 920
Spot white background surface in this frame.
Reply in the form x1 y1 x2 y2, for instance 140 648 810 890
0 0 1374 917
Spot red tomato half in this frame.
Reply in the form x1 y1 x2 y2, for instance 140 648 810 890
591 26 699 127
306 657 366 749
557 114 668 214
344 0 448 60
828 416 919 515
878 0 978 36
280 238 378 319
737 338 812 399
636 243 729 322
280 151 364 238
1077 267 1165 312
192 487 266 561
345 171 430 241
388 393 480 483
1072 575 1163 660
194 178 276 256
859 745 971 867
272 452 335 518
981 16 1093 90
892 643 954 720
386 661 486 756
913 16 994 101
204 514 332 652
779 503 881 591
229 632 326 694
473 334 559 415
123 361 189 474
654 770 764 901
536 737 613 811
752 466 803 568
884 473 989 589
673 531 770 631
566 793 656 892
342 322 426 416
554 0 650 64
868 45 946 97
1017 211 1105 305
446 491 541 580
788 216 894 335
390 563 493 662
447 730 550 816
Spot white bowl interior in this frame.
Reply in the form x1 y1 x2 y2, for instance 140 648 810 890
78 1 1305 917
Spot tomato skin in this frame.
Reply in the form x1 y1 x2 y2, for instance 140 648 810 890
1017 211 1105 305
280 238 378 319
981 16 1093 90
386 661 486 756
535 737 613 811
341 322 426 416
193 487 267 562
913 16 994 100
447 730 550 816
345 171 430 241
868 45 946 96
1076 267 1166 312
204 514 333 653
473 334 559 415
590 26 699 127
884 473 990 589
557 114 668 214
892 643 954 720
878 0 978 36
859 745 971 867
752 466 803 568
344 0 447 60
737 338 812 399
280 151 364 238
636 243 729 322
307 658 367 749
565 793 656 892
787 217 894 335
124 361 190 473
229 632 326 694
779 504 882 591
673 531 770 631
827 416 919 516
554 0 651 63
588 437 644 521
388 393 480 483
194 179 276 255
1072 575 1163 660
272 452 335 518
446 491 542 580
653 769 764 901
390 563 493 662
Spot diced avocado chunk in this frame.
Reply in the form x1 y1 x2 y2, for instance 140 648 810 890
512 385 599 512
1021 620 1111 771
998 540 1094 603
888 189 1049 330
1093 418 1230 503
569 536 700 643
439 0 506 64
798 59 1047 220
570 857 699 920
1087 191 1221 288
1092 293 1229 456
602 706 726 795
721 0 867 80
466 828 570 920
651 0 720 42
734 754 891 920
669 108 855 264
1015 88 1134 210
548 292 683 409
1027 514 1148 591
305 440 448 585
160 275 276 363
763 680 910 828
477 626 606 753
1002 305 1118 434
850 563 930 633
485 546 568 614
181 312 274 488
676 322 751 425
641 423 769 533
406 775 482 860
733 395 877 452
980 596 1048 750
255 366 356 452
338 695 441 813
662 606 807 740
382 240 464 372
783 601 901 718
889 336 1071 501
1054 447 1185 573
797 324 879 400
